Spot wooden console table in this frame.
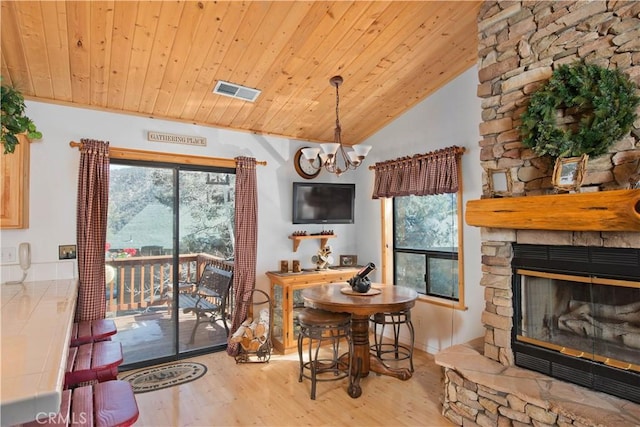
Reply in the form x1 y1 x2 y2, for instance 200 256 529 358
266 268 359 353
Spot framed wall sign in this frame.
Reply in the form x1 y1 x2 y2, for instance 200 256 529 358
147 131 207 147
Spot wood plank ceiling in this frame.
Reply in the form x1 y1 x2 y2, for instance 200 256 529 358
1 1 482 146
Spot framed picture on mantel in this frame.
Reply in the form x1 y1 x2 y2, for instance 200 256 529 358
487 168 512 197
552 154 588 192
340 255 357 267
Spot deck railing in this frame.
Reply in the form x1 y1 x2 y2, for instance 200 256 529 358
105 253 231 313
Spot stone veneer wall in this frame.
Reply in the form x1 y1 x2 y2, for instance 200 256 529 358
476 0 640 371
439 1 640 425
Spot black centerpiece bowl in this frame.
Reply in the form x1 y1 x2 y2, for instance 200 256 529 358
348 276 371 293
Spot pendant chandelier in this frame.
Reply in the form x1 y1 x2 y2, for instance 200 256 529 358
301 76 372 176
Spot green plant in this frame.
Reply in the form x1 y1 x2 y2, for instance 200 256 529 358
1 82 42 154
519 62 639 158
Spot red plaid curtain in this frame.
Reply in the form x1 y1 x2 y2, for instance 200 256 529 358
372 146 463 198
227 156 258 356
75 139 110 321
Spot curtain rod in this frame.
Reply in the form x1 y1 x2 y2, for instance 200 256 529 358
69 141 267 166
368 146 465 170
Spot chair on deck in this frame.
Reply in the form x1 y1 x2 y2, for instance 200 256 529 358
178 263 233 344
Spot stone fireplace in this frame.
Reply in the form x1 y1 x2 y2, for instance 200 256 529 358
435 226 640 427
435 2 640 426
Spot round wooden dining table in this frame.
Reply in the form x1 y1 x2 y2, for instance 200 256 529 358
302 282 418 398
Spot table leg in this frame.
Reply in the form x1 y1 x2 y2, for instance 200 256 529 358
350 316 371 376
347 315 412 398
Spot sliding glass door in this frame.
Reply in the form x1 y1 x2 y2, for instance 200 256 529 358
105 160 235 368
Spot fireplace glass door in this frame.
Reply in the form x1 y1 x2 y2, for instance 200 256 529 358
516 269 640 372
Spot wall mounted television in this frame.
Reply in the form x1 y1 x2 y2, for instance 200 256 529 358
292 182 355 224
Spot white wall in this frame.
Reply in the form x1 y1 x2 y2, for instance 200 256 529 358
1 65 484 354
0 103 357 287
355 65 484 354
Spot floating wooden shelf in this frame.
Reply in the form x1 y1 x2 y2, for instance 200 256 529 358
465 189 640 232
289 234 336 252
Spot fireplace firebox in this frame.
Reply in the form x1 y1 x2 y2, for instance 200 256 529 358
512 244 640 403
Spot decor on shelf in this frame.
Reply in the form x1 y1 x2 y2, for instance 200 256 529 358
1 82 42 154
519 62 639 159
340 254 357 267
311 245 334 270
300 76 371 176
551 154 588 192
280 260 289 273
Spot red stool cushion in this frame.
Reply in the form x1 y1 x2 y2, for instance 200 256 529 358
21 381 138 427
71 319 117 347
65 341 123 388
93 380 139 427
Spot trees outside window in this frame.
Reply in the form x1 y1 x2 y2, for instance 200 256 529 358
393 193 459 301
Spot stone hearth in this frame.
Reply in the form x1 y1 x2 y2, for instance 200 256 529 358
436 339 640 427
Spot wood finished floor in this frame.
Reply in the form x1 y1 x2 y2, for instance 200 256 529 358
126 348 453 427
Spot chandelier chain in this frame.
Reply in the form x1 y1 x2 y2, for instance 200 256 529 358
335 82 341 131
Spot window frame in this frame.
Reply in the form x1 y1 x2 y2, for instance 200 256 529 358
379 160 466 310
106 146 237 169
393 247 459 301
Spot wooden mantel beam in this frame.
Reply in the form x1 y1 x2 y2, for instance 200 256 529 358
465 189 640 232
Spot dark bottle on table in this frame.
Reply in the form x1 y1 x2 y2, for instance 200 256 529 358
349 262 375 293
356 262 375 279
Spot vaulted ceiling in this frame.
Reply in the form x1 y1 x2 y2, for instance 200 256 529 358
1 1 482 145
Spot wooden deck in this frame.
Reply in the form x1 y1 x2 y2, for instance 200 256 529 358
110 306 229 366
104 254 234 366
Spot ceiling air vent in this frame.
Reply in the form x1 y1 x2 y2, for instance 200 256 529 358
212 80 261 102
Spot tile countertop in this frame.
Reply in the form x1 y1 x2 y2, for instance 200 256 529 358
1 279 78 426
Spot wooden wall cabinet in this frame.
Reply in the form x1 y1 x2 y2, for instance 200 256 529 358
266 268 359 353
1 136 30 229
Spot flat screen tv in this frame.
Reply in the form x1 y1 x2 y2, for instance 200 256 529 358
292 182 355 224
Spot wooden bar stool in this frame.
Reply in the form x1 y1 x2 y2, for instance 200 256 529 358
297 308 352 400
70 319 117 347
64 341 123 388
21 380 139 427
370 310 415 372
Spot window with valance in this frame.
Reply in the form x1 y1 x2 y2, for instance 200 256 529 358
372 146 465 306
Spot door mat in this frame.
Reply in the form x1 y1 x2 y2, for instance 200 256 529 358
119 361 207 393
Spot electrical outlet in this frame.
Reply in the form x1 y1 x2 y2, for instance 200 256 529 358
1 247 17 264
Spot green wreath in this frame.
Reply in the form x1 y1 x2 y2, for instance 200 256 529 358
519 62 639 158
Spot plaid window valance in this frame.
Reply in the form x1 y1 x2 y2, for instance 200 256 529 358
371 146 464 199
